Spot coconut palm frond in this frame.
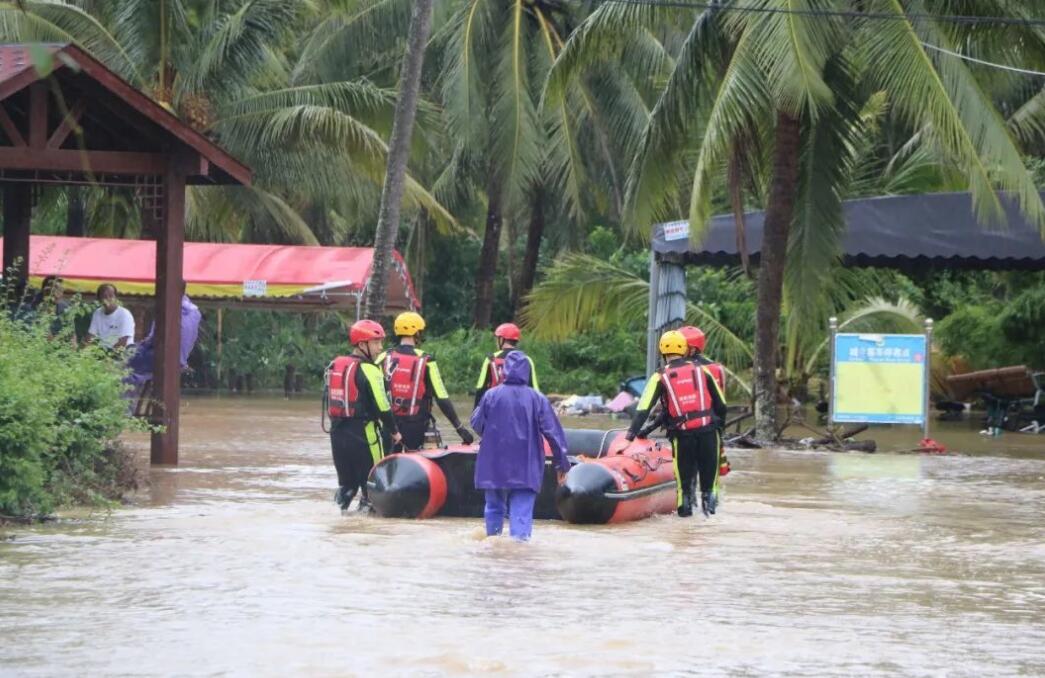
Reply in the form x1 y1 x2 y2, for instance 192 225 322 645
802 296 924 376
543 87 589 220
292 0 414 84
738 0 845 120
0 1 141 84
542 0 682 110
1007 86 1045 149
678 30 770 238
245 187 320 246
865 0 1045 232
187 184 318 246
185 185 243 242
520 253 752 373
111 0 190 74
176 0 300 100
520 253 649 341
784 53 865 348
488 0 544 211
401 174 460 236
217 102 391 170
439 0 494 145
216 81 398 129
682 300 754 374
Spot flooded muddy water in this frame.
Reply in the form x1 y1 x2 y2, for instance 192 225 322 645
2 396 1043 676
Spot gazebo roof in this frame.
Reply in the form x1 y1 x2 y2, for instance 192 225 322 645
653 192 1045 270
0 43 250 185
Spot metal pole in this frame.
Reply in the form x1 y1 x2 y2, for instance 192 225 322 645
828 316 838 429
923 318 933 440
645 250 661 376
354 292 362 322
216 307 223 386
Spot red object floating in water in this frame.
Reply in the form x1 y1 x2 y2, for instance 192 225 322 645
918 438 947 454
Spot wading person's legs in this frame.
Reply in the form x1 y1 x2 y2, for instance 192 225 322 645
507 489 538 541
484 489 508 536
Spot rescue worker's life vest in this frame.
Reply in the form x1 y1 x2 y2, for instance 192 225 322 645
383 350 430 418
487 351 508 387
659 363 714 432
703 362 726 392
325 355 363 418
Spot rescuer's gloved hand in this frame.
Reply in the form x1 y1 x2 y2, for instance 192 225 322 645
624 431 636 442
456 426 475 445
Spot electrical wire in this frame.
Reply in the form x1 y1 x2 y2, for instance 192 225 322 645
920 41 1045 77
581 0 1045 28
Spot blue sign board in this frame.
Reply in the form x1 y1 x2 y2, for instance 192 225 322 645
832 333 928 425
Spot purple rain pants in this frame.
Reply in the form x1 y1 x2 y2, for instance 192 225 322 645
484 489 538 541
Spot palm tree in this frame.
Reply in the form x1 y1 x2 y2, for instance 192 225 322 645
438 0 630 326
547 0 1045 439
365 0 434 319
0 0 452 246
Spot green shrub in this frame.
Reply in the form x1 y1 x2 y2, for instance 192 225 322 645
999 286 1045 368
935 303 1016 370
0 303 139 519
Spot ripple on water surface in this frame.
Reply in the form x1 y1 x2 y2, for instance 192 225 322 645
1 396 1043 676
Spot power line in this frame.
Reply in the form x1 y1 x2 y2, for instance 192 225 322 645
921 41 1045 77
585 0 1045 28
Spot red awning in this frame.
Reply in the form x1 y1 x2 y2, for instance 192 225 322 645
1 235 419 312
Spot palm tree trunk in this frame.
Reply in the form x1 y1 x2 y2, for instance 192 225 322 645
514 185 545 310
364 0 434 320
728 145 751 277
66 186 85 237
473 174 503 328
754 111 801 440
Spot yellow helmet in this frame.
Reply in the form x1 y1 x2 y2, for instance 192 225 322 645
393 311 426 337
659 330 687 357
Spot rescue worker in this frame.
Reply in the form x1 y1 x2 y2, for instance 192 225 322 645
474 322 538 408
471 350 570 541
678 325 732 480
624 330 726 517
678 326 725 390
325 319 402 513
378 311 474 450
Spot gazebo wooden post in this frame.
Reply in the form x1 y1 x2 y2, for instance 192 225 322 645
2 183 31 305
151 164 186 465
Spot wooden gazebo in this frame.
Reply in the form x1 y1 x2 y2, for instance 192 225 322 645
0 44 251 465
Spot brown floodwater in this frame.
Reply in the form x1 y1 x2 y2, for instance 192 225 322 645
2 395 1043 676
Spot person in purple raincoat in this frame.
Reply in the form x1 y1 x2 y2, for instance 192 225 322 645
470 350 570 541
126 290 202 387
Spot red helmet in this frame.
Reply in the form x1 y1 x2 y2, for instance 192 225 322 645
349 319 386 345
494 322 521 341
678 325 706 353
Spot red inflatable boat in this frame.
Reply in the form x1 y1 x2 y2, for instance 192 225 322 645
554 432 677 524
367 429 679 524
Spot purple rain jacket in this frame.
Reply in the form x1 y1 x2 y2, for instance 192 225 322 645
471 351 570 492
127 295 202 384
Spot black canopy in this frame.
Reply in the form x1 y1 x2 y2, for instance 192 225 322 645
653 192 1045 270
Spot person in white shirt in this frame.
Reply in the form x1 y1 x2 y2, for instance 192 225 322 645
87 283 135 350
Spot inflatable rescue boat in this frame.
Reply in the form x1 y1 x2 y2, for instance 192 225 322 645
367 429 678 524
